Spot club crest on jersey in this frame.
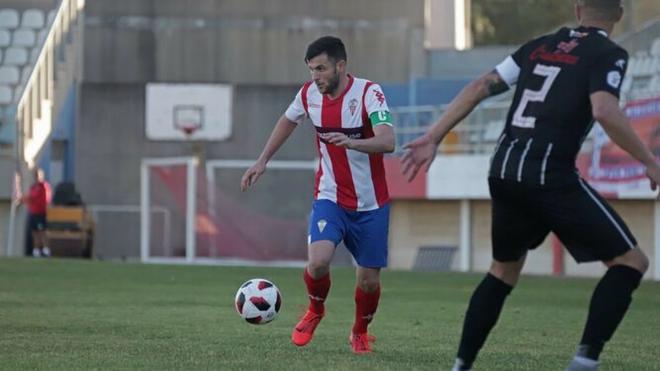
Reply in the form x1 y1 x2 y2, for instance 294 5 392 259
348 98 358 116
317 219 327 233
607 71 622 88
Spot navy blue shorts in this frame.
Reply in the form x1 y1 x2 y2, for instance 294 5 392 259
308 199 390 268
29 214 47 231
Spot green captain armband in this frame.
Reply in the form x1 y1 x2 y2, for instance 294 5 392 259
369 111 393 127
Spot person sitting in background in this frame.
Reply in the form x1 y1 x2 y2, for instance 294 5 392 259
19 168 52 257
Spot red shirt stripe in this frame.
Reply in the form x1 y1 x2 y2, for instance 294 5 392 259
301 81 312 116
322 77 357 209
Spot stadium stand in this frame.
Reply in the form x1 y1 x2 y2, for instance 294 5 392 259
0 7 53 148
1 0 78 257
391 33 660 155
621 37 660 100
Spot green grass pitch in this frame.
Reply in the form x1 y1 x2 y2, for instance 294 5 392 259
1 258 659 370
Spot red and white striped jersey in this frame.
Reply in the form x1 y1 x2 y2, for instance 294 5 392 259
285 75 392 211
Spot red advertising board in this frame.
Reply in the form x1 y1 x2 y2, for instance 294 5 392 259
576 96 660 198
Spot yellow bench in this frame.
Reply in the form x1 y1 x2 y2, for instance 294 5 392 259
46 206 94 258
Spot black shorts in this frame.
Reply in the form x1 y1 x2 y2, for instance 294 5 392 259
489 177 637 263
29 214 47 232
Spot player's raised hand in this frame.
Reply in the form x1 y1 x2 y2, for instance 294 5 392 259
646 162 660 199
401 134 437 182
241 161 266 192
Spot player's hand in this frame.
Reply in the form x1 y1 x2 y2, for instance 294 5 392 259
646 162 660 199
401 134 438 182
323 133 353 149
241 161 266 192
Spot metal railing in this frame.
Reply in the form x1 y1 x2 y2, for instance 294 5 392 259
16 0 82 166
392 100 511 155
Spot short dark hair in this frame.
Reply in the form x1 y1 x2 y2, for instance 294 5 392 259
305 36 347 63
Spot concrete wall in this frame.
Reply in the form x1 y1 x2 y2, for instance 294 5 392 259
389 200 460 271
76 83 318 258
0 157 13 198
618 19 660 55
76 83 315 203
82 0 425 85
428 45 515 79
0 201 9 255
389 199 657 278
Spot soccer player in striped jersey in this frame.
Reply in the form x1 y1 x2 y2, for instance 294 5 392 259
401 1 660 370
241 36 395 354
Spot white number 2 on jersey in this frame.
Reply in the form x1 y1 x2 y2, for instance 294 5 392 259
511 64 561 129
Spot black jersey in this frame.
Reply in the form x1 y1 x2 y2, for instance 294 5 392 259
489 26 628 186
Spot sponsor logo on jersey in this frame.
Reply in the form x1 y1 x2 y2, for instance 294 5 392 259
349 98 358 116
615 59 626 69
309 102 321 108
374 90 385 106
530 45 579 65
607 71 622 89
316 126 364 144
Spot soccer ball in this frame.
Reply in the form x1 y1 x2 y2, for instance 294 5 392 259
234 278 282 325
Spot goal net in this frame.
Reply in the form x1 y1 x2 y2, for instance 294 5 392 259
141 157 347 266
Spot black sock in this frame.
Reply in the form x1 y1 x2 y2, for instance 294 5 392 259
578 265 643 360
457 273 513 368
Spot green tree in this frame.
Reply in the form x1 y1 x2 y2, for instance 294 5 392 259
472 0 660 46
471 0 575 46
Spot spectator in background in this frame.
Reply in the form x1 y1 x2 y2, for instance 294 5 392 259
19 168 52 257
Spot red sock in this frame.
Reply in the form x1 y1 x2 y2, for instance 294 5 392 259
352 285 381 334
304 269 330 315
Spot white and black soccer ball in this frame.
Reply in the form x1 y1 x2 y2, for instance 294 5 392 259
234 278 282 325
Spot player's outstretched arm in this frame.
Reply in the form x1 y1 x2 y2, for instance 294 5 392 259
401 70 509 182
240 115 298 191
324 124 395 154
591 91 660 195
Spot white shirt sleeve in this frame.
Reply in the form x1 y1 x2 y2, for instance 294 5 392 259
495 56 521 87
284 87 307 124
364 83 392 125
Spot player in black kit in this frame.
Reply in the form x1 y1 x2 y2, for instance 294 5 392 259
402 1 660 370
